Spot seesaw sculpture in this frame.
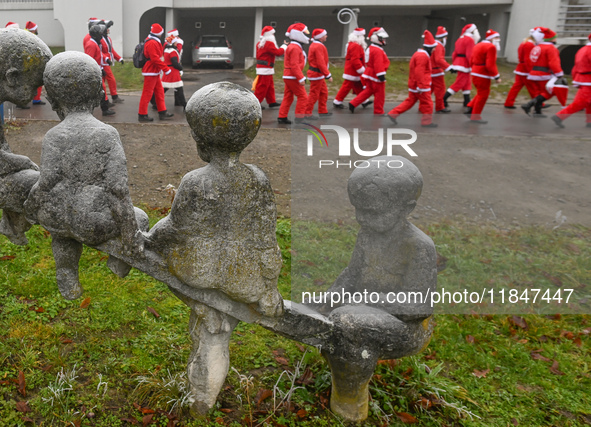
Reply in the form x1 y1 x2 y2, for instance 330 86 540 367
0 29 436 423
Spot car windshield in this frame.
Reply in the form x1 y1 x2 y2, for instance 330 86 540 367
200 36 227 47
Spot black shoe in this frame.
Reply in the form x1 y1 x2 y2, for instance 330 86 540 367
268 102 281 108
421 123 438 128
348 103 355 113
333 102 345 109
463 107 473 116
112 97 124 104
319 112 333 117
305 115 319 120
277 117 292 125
361 100 373 108
387 115 397 125
463 94 471 107
159 110 174 120
443 92 451 108
32 100 46 105
138 114 154 122
102 109 115 116
16 105 30 109
532 113 547 118
521 103 533 116
550 115 564 128
108 101 116 108
470 119 488 124
541 104 551 109
436 108 451 113
504 105 516 109
261 106 266 110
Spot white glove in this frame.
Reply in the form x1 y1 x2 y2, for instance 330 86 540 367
546 75 558 94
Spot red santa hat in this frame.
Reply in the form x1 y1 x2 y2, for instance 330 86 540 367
88 17 101 24
435 26 448 38
422 30 437 47
285 22 309 43
167 29 179 37
543 28 557 41
261 25 275 36
462 23 477 35
150 23 164 36
312 28 327 40
352 27 365 36
25 21 38 32
485 29 500 40
5 22 19 29
588 32 591 42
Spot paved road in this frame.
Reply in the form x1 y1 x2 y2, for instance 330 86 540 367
5 69 590 139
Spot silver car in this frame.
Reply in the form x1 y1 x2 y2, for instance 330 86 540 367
192 35 234 68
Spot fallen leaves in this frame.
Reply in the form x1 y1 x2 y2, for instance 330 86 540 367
0 255 16 261
80 297 91 309
509 316 528 330
15 401 31 413
472 368 490 378
255 388 272 406
18 370 26 397
146 307 160 318
549 360 565 376
396 411 418 424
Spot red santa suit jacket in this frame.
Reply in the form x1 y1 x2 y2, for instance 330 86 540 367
102 35 122 63
162 44 183 88
142 35 171 77
408 49 432 92
528 42 564 81
84 37 108 69
572 43 591 87
430 40 451 77
470 40 500 79
362 44 390 83
256 40 284 75
451 35 475 73
307 40 331 80
343 41 365 81
514 39 535 76
283 41 306 83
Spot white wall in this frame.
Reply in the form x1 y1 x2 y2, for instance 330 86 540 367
504 0 561 63
0 8 64 47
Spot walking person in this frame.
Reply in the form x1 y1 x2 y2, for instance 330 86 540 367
138 23 173 122
305 28 332 119
254 25 285 109
333 28 369 109
162 34 186 109
504 31 537 109
443 23 480 109
102 20 124 104
84 23 115 116
431 26 452 113
25 21 46 106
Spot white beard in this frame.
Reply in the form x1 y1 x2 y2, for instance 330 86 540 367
493 39 501 51
290 30 309 44
348 33 367 49
470 29 481 43
259 33 277 48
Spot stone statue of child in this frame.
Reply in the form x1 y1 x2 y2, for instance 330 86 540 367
145 82 284 413
0 28 52 245
24 52 146 300
313 155 437 421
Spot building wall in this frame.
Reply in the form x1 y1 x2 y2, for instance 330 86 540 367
0 7 64 47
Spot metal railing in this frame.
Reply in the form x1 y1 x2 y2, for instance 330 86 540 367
557 0 591 38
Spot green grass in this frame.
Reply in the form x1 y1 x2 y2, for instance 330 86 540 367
1 212 589 426
111 61 145 92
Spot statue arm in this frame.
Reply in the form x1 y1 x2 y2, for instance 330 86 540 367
0 151 39 176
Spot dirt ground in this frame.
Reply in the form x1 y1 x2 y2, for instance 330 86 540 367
5 120 591 228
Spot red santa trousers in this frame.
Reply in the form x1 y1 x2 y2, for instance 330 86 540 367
306 79 329 115
350 80 386 115
388 91 433 125
556 86 591 124
529 80 554 100
139 75 166 115
33 86 42 102
504 74 537 107
254 75 277 104
278 79 308 119
448 71 471 93
468 75 491 120
335 79 364 103
431 75 447 111
103 66 118 97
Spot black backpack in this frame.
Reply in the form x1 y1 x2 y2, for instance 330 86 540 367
132 41 148 68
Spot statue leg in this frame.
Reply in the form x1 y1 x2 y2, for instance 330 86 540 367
0 209 32 245
186 298 239 415
51 235 84 300
107 207 149 278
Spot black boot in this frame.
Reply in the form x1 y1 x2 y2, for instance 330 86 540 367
159 110 174 120
101 99 115 116
443 91 451 108
463 94 471 107
521 98 536 116
533 96 547 117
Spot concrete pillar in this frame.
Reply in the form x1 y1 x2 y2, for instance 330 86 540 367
337 8 360 57
254 7 263 57
165 7 174 34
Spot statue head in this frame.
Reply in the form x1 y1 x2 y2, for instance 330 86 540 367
348 156 423 232
0 28 52 106
185 82 262 162
43 51 103 120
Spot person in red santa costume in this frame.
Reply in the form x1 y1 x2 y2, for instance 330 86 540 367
504 30 537 109
84 23 115 116
349 27 390 115
431 26 453 113
522 27 564 117
101 20 124 104
277 23 310 124
465 29 502 124
551 32 591 128
162 32 186 109
305 28 333 119
387 30 437 127
254 25 285 109
24 21 46 106
333 27 371 109
443 23 480 109
138 23 173 122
